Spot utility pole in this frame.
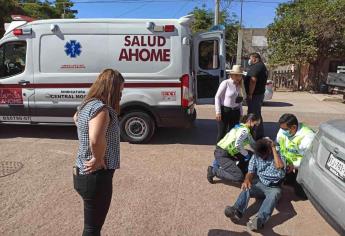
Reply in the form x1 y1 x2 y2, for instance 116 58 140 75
236 0 243 65
213 0 221 69
215 0 220 25
62 2 66 19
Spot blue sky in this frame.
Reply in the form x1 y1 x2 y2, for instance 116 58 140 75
74 0 289 28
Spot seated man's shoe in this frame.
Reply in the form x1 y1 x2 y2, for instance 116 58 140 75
207 166 215 184
224 206 242 223
246 216 264 231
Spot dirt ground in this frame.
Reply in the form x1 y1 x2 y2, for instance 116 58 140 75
0 92 344 236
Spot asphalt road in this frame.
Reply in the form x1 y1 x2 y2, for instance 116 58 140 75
0 92 344 236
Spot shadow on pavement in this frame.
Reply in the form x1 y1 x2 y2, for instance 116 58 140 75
208 229 251 236
227 186 298 236
263 101 293 107
212 179 242 188
0 124 77 140
150 120 280 145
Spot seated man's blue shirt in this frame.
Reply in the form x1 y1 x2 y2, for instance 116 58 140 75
248 154 286 186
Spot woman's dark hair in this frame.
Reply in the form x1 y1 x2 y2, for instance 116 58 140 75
241 113 260 123
254 138 271 157
278 113 298 128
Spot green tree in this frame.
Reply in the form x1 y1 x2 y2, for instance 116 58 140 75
267 0 345 90
189 6 240 65
19 0 76 19
0 0 25 35
1 0 77 36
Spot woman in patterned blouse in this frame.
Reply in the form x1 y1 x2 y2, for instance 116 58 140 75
73 69 124 236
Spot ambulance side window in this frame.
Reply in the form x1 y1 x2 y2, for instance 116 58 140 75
0 41 27 79
198 40 219 70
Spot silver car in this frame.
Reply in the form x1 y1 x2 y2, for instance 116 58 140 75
297 119 345 235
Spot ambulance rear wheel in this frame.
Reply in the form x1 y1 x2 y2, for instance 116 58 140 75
120 111 155 144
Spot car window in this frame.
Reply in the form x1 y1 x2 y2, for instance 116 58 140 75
0 41 27 79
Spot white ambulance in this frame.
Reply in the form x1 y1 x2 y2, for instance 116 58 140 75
0 15 226 143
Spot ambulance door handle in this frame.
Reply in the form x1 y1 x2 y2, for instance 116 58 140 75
18 80 31 86
220 70 224 78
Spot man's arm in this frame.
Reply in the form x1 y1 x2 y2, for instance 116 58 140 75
271 143 285 169
248 76 257 100
299 132 315 156
242 172 255 190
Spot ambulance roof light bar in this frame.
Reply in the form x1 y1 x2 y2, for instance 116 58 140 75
147 21 175 32
13 28 32 36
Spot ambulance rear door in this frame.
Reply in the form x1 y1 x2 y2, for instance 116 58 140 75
193 31 225 104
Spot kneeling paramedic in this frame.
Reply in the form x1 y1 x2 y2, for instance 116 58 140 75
276 113 315 198
207 114 260 184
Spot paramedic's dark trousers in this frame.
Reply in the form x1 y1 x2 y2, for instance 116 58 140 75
214 146 244 182
247 94 265 140
74 169 115 236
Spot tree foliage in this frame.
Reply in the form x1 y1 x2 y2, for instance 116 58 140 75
267 0 345 89
0 0 77 35
189 6 240 65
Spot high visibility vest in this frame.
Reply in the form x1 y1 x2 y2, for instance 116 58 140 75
217 123 251 156
278 123 314 165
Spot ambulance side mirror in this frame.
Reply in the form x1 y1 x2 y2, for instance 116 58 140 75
182 37 190 45
50 24 59 33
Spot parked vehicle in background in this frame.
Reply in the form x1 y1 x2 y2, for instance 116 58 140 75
297 119 345 235
327 65 345 102
0 15 227 143
264 79 274 102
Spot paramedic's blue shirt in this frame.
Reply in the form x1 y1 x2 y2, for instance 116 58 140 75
248 154 286 186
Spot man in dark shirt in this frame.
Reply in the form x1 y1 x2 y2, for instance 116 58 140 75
244 53 267 139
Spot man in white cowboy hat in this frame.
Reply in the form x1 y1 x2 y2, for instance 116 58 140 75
214 64 244 142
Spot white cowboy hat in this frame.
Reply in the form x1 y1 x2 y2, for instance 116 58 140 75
229 65 243 75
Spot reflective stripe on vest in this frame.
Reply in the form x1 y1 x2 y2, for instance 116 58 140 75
278 123 313 165
217 123 250 156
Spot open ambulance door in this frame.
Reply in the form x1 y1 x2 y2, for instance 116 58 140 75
193 31 225 104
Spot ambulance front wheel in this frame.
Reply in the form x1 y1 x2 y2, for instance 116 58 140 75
120 111 155 144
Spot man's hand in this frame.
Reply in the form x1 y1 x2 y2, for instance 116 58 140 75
286 164 294 173
247 94 253 101
216 113 222 122
241 179 252 191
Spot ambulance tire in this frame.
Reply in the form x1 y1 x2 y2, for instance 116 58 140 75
120 111 155 144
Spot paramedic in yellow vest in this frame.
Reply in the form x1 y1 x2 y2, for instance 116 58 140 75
276 113 315 197
207 114 260 184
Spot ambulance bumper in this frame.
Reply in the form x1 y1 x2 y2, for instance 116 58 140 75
153 105 196 128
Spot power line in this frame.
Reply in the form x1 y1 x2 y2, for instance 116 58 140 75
117 2 150 17
173 1 192 17
18 0 285 5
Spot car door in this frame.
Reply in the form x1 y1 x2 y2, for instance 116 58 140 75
0 40 34 123
193 31 225 104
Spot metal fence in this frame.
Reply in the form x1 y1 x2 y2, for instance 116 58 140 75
270 70 296 91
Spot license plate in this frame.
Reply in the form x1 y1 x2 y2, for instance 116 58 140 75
325 153 345 182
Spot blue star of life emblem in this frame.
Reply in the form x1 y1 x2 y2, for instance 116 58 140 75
65 40 82 58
